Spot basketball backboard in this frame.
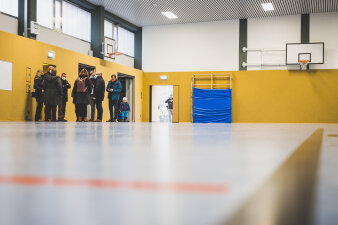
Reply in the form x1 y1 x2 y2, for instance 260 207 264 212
104 37 116 59
286 42 324 69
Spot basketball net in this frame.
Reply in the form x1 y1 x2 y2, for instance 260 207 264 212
108 52 123 58
299 60 310 70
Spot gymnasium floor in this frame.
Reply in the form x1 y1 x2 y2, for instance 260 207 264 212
0 122 337 225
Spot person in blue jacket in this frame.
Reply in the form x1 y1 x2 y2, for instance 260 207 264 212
106 74 122 122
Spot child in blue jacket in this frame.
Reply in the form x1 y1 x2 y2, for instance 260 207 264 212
120 97 130 121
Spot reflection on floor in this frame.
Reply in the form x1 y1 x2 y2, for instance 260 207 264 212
0 122 337 225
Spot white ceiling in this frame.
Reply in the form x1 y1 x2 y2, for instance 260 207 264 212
87 0 338 27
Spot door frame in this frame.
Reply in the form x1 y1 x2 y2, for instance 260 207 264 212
118 73 135 122
149 85 180 123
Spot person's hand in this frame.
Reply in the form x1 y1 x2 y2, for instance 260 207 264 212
93 97 96 100
110 89 114 92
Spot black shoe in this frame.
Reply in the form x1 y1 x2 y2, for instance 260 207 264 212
58 119 67 122
106 120 112 122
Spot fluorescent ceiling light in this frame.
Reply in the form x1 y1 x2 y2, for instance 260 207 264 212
162 11 178 19
262 3 274 11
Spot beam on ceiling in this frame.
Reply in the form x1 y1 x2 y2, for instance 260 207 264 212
239 19 248 71
67 0 96 11
134 28 142 70
301 14 310 43
91 6 105 59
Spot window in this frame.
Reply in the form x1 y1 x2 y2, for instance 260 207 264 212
62 1 91 42
37 0 54 29
113 25 118 41
104 20 118 41
55 0 62 30
104 20 113 39
37 0 91 42
0 0 18 17
118 27 134 57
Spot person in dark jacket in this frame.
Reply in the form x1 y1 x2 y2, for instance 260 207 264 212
165 95 173 123
106 74 122 122
89 71 96 121
92 72 105 122
33 70 44 121
43 67 62 122
72 69 91 122
120 97 130 122
71 86 79 121
58 73 71 122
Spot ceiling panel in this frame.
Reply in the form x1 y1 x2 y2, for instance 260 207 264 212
87 0 338 27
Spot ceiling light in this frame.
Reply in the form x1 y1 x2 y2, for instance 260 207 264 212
161 11 178 19
262 3 274 11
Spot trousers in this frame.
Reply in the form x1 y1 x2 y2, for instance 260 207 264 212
108 98 119 121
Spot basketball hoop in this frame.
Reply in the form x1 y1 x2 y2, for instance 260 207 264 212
299 60 310 70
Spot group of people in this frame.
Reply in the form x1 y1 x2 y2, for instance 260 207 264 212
33 66 130 122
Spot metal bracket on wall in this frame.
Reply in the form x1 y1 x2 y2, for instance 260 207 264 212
242 62 286 68
243 47 285 52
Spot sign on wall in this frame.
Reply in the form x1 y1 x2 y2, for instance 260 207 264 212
0 60 12 91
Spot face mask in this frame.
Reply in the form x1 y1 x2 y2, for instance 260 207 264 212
49 70 52 73
62 77 66 80
94 75 98 79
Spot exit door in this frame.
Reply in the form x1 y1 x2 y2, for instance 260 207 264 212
150 85 179 123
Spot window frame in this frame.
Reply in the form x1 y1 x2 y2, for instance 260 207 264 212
0 0 19 18
117 26 135 58
54 0 62 31
37 0 91 43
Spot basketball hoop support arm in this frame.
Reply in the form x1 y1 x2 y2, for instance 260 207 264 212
242 47 285 53
242 62 286 68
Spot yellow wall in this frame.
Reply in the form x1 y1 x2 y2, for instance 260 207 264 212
0 31 143 122
143 70 338 123
1 30 338 123
142 72 193 122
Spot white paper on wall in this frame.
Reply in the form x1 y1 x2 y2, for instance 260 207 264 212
0 60 12 91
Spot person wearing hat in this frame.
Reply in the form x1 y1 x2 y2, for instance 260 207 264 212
119 97 130 122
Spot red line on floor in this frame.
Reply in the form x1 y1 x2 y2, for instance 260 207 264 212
0 176 228 194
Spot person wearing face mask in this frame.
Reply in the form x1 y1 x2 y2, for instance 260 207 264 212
89 71 96 121
42 67 62 122
92 72 105 122
106 74 122 122
58 73 71 122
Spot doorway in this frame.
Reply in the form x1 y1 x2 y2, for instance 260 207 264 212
149 85 179 123
42 63 56 73
79 63 95 74
118 73 135 122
